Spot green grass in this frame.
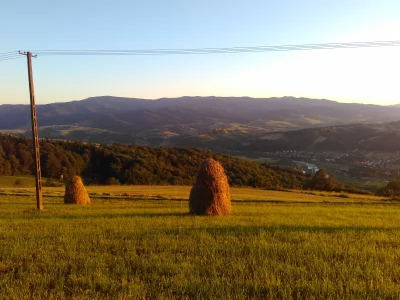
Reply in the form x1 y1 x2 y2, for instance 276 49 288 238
339 176 387 192
0 184 386 203
0 176 35 187
1 188 400 298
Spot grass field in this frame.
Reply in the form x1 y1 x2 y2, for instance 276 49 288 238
0 176 36 187
1 186 400 298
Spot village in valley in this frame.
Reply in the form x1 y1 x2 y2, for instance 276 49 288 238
234 149 400 190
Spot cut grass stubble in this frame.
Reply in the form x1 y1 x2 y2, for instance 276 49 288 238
0 188 400 299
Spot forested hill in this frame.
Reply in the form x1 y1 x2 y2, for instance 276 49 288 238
0 135 305 189
3 96 400 153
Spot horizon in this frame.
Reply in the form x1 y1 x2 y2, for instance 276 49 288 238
0 95 398 107
1 1 400 105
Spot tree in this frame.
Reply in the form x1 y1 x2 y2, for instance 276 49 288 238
377 181 400 197
105 177 121 185
42 153 62 178
0 145 5 174
0 133 310 189
2 160 11 176
304 169 343 191
8 154 21 175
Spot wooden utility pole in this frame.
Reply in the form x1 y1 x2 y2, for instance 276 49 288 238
20 51 43 210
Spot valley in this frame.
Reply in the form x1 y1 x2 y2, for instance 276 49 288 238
2 96 400 153
2 96 400 192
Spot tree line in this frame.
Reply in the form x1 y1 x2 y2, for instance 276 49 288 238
0 135 307 189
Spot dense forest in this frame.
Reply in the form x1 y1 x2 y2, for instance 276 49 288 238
0 134 306 189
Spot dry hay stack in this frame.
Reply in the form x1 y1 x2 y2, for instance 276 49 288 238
189 158 231 216
64 176 91 205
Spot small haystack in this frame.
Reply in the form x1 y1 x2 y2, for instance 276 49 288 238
64 176 91 205
189 158 231 216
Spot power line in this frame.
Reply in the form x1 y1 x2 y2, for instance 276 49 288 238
27 39 400 56
0 51 19 56
0 56 20 60
0 54 20 58
1 39 399 62
0 51 21 61
0 56 23 62
0 52 19 58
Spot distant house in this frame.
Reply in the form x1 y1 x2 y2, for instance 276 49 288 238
306 166 319 175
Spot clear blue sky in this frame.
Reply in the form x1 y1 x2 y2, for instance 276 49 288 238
1 0 400 105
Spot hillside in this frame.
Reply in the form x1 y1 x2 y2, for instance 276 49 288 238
0 134 305 189
238 122 400 152
155 121 400 154
2 96 400 148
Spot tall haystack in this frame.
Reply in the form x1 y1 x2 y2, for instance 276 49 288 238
189 158 231 216
64 176 91 205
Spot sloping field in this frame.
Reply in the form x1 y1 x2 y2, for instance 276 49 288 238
0 188 400 298
0 185 385 204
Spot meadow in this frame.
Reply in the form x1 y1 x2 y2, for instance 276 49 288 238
1 185 400 298
0 175 36 187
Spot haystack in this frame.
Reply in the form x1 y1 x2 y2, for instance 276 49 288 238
64 176 91 205
189 158 231 216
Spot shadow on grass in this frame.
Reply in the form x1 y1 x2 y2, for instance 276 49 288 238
14 211 188 220
163 224 400 235
5 210 400 234
1 192 398 205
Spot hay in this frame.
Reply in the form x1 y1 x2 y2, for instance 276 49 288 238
64 176 91 205
189 158 231 216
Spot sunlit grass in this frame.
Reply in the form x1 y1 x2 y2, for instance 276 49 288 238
0 176 35 187
0 184 387 204
1 191 400 298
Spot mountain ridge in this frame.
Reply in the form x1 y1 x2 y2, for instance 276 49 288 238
1 96 400 152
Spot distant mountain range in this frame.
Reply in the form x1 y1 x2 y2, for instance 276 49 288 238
1 96 400 152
